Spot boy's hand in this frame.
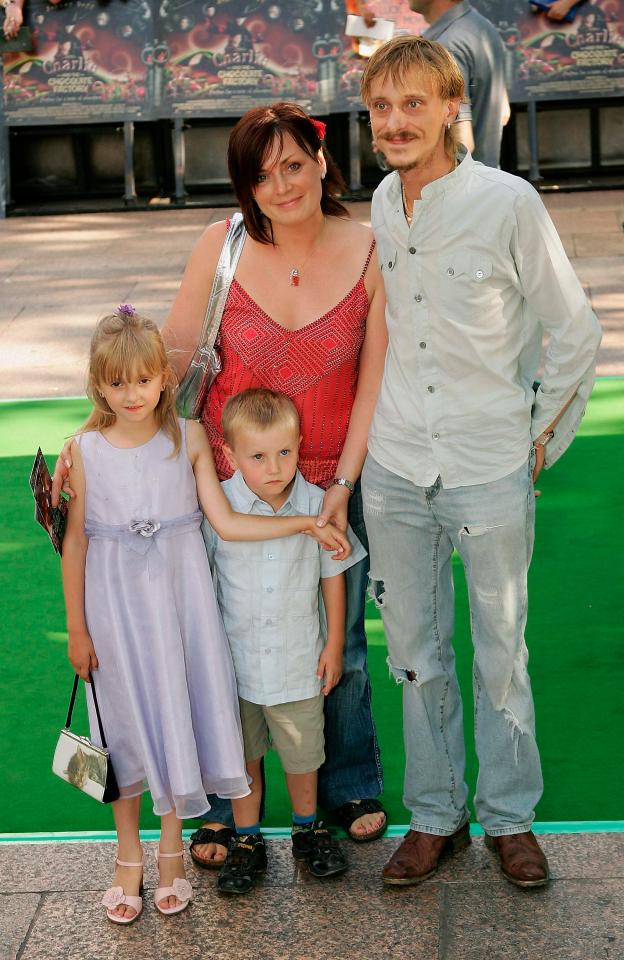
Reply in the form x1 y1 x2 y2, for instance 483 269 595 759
305 519 351 559
317 643 343 695
68 630 99 681
52 439 75 507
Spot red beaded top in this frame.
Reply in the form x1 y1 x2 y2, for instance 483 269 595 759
202 240 375 488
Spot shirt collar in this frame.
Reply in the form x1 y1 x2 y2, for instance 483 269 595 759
384 145 474 217
229 468 311 515
423 1 472 39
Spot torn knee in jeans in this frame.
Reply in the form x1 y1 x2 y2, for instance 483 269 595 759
387 657 419 685
368 577 386 609
458 523 502 539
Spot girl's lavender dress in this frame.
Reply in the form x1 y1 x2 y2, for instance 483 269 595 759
78 420 249 818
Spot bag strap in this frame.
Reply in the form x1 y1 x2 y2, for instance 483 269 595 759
65 672 109 749
194 212 247 363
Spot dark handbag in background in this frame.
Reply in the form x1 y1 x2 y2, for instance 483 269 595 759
176 212 247 419
52 673 120 804
0 23 33 52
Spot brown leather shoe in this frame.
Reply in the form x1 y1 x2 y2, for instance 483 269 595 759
382 823 471 886
485 831 549 887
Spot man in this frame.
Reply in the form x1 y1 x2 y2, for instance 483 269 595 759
359 35 601 888
408 0 508 167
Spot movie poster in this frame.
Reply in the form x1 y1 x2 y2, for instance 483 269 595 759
472 0 624 100
159 0 356 117
3 0 153 124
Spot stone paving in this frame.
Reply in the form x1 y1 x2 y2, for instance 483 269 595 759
1 194 623 959
1 833 624 960
1 193 623 400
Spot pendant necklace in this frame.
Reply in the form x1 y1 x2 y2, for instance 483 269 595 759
277 219 326 288
401 181 413 226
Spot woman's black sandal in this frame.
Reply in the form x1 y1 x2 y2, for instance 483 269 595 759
216 834 268 895
188 826 235 869
333 799 388 843
291 822 348 878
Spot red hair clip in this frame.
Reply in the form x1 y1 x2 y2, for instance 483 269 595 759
310 118 326 141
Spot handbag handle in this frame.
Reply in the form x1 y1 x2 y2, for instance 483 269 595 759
195 211 247 361
65 672 109 750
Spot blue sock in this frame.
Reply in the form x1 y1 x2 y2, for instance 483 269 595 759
292 812 316 833
236 823 261 836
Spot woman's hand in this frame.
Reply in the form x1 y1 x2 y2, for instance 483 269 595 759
304 518 351 559
317 483 351 532
68 630 99 681
2 1 23 39
51 439 75 506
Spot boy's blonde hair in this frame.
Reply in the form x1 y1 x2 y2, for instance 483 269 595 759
360 35 465 159
222 388 300 446
82 308 181 456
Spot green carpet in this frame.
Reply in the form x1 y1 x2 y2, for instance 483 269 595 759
1 382 623 833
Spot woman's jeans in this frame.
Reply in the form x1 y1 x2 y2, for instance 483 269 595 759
361 454 543 837
202 483 384 828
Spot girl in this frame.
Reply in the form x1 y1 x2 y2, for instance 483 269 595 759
61 306 350 925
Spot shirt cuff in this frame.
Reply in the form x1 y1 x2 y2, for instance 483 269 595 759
531 367 596 469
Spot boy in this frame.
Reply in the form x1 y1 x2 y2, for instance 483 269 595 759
202 388 367 894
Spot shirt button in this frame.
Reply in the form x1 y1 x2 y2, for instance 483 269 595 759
475 269 484 280
414 294 423 303
409 246 416 255
447 267 454 276
264 648 271 655
419 341 427 349
267 554 274 560
427 386 435 393
432 432 440 440
266 586 274 593
265 619 272 626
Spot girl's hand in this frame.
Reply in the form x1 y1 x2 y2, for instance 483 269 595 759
68 630 99 681
52 439 75 506
317 483 350 532
317 643 343 695
304 519 351 559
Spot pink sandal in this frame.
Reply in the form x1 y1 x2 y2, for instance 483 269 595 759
154 849 193 916
101 855 144 925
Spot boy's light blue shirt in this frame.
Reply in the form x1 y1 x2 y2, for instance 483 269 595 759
202 469 367 707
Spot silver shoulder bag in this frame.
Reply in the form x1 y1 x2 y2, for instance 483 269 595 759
176 212 247 419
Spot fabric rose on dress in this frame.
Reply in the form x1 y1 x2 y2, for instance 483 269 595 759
129 519 161 538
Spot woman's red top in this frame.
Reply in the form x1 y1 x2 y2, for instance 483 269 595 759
202 240 375 488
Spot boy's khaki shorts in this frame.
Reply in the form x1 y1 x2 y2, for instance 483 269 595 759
238 695 325 774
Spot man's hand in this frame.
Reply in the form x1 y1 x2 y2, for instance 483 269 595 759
545 0 576 20
51 439 75 506
532 443 545 496
317 643 343 695
2 1 23 39
68 630 99 681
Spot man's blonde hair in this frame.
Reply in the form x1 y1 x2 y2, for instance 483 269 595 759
222 388 300 446
360 35 465 157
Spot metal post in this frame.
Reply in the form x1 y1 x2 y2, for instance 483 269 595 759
123 120 137 205
0 120 10 219
527 99 541 184
172 117 186 202
348 111 362 192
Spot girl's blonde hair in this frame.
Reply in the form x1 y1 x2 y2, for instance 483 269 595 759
82 307 181 457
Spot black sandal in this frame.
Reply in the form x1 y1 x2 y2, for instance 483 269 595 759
188 826 235 869
332 799 388 843
292 821 348 878
216 834 268 895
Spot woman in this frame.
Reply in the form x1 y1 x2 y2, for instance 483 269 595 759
164 103 388 866
54 102 388 862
